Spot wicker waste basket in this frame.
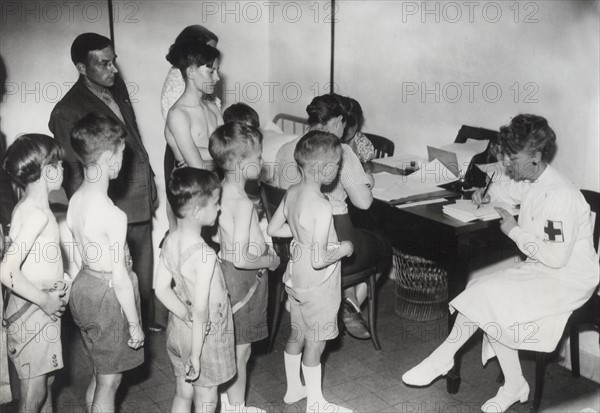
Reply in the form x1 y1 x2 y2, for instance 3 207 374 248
393 248 448 321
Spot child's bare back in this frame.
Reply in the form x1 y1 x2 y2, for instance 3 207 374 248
219 182 268 261
10 199 63 288
67 189 127 272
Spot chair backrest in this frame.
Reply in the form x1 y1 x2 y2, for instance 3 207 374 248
364 133 395 158
272 113 309 135
454 125 498 189
259 181 291 260
581 190 600 254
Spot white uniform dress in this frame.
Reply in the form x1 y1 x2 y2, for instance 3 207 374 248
450 165 599 364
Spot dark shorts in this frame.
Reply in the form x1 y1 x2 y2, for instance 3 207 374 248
220 260 268 345
69 267 144 374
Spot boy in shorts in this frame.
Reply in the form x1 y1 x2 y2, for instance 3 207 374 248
209 122 280 412
1 134 68 412
66 113 144 413
267 131 353 413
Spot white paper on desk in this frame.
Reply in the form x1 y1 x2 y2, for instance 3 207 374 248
371 154 426 169
395 198 447 209
404 159 459 186
440 139 490 177
443 199 519 222
372 171 401 191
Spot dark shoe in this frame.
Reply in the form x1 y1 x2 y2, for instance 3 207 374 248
148 323 165 333
342 299 370 339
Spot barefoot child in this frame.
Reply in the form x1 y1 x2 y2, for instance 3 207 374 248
209 122 280 412
1 134 68 413
66 113 144 413
267 131 354 413
155 167 236 413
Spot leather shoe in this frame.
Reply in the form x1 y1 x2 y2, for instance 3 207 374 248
402 356 454 387
342 299 370 339
481 380 529 413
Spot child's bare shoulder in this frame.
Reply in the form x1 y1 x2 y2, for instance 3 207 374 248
12 201 49 231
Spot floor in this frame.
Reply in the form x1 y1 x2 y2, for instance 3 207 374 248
2 276 598 413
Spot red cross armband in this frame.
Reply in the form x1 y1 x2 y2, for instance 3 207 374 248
544 220 564 243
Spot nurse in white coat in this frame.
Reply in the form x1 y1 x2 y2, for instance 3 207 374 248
402 114 599 413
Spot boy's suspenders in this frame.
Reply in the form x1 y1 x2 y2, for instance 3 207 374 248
231 269 266 314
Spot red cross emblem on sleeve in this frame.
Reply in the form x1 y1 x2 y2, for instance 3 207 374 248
544 220 564 242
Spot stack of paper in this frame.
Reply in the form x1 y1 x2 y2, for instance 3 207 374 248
440 139 490 176
443 199 519 223
372 159 458 203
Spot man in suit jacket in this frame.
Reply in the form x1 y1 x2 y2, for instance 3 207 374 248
49 33 162 330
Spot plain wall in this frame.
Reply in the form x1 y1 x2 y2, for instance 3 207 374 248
332 0 599 191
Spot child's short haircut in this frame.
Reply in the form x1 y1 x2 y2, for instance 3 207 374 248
294 130 341 168
209 122 262 171
223 103 260 129
70 113 126 166
167 167 221 219
2 134 64 188
166 41 220 81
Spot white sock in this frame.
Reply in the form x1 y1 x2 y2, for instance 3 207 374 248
302 363 352 413
222 400 266 413
284 352 307 404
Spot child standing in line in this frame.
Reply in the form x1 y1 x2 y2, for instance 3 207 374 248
209 122 280 413
267 131 353 413
1 134 68 413
155 167 236 413
66 113 144 413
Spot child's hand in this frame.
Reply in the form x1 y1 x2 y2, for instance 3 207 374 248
341 240 354 258
185 357 200 382
268 251 281 272
127 323 145 349
41 290 67 321
495 207 518 235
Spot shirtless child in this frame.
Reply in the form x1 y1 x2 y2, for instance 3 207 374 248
67 113 144 413
165 41 222 172
267 131 353 413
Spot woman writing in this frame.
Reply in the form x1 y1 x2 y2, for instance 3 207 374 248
402 114 599 413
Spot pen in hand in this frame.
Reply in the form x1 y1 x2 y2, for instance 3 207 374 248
477 172 495 209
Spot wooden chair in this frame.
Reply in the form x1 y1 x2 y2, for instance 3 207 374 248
259 181 383 352
364 133 395 159
454 125 498 189
531 189 600 412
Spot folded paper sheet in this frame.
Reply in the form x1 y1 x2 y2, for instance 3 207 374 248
442 199 519 222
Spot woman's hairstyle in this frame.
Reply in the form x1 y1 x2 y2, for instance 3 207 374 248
2 134 64 187
494 114 557 162
342 97 364 137
223 103 260 129
70 113 126 166
306 94 347 127
174 25 218 46
166 41 220 81
167 167 220 219
209 122 262 171
294 130 342 168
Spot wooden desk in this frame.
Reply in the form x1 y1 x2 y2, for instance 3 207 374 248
353 162 517 393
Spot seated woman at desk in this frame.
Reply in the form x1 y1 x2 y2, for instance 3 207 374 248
274 93 391 339
402 114 599 413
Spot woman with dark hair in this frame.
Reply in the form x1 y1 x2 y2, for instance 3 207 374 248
160 25 219 119
274 94 391 340
341 97 375 163
403 114 599 413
